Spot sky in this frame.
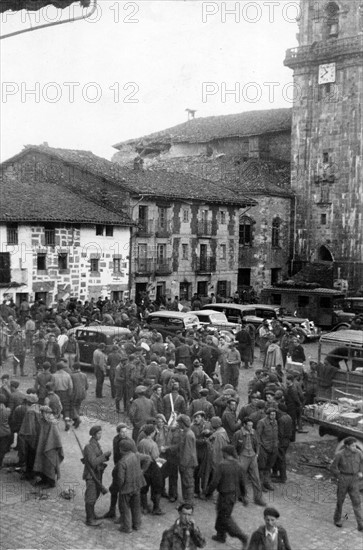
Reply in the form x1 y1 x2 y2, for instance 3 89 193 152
0 0 299 162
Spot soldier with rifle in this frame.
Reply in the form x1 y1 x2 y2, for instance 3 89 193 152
79 425 111 527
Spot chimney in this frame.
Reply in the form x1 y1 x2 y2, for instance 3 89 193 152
133 157 144 171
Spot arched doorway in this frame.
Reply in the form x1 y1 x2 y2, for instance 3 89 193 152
318 245 334 262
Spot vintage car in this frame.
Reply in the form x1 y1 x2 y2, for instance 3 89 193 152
243 304 320 344
192 309 241 333
147 311 201 338
70 325 131 367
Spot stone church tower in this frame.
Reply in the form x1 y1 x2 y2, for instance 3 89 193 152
284 1 363 292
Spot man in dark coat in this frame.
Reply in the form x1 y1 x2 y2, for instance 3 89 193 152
159 502 206 550
205 445 248 548
256 408 279 491
129 385 157 441
116 439 151 533
235 324 252 369
83 425 111 526
247 507 292 550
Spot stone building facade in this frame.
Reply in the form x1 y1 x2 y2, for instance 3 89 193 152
113 109 294 294
0 148 132 305
284 0 363 292
0 145 255 304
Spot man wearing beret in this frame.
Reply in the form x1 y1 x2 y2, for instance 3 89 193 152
83 425 111 526
247 507 292 550
205 445 248 549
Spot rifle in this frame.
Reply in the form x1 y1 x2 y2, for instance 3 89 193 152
72 429 108 495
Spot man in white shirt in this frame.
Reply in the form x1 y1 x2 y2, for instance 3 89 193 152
247 507 292 550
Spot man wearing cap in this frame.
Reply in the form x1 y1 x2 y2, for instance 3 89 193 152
116 439 151 533
331 437 363 531
222 398 241 442
188 388 215 420
256 409 278 492
83 425 111 526
248 507 292 550
129 385 157 441
93 342 107 398
205 445 248 548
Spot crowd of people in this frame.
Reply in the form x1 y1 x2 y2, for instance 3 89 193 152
0 295 362 548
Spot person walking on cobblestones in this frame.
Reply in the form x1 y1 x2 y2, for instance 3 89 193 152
247 507 292 550
159 502 206 550
83 425 111 527
205 444 249 549
330 437 363 531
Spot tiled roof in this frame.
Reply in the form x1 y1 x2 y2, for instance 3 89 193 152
134 155 293 198
113 108 292 148
0 0 89 13
0 169 132 226
1 146 256 207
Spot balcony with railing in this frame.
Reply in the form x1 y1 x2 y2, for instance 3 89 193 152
135 219 154 236
196 257 216 273
284 35 363 68
155 258 173 275
197 220 213 237
134 258 154 275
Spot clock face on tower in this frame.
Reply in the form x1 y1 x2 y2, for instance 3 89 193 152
318 63 336 84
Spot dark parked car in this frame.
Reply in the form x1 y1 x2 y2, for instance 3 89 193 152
70 325 131 367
